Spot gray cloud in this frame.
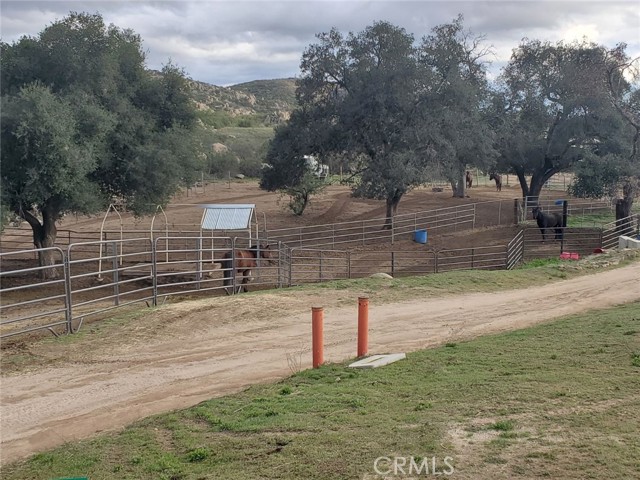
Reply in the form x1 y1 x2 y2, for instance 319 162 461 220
1 1 638 86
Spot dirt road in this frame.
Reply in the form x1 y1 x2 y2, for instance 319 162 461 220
2 262 639 465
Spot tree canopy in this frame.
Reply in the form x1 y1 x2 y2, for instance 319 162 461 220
1 12 204 265
492 39 637 203
262 18 494 226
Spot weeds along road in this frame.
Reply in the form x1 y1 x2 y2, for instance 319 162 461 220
1 261 639 465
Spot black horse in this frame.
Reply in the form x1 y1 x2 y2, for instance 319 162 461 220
532 207 563 241
220 244 275 294
466 171 473 189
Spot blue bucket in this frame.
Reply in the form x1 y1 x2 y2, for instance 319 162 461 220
414 229 427 244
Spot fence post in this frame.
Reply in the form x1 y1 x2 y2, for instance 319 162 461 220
231 238 237 294
111 242 119 306
332 223 335 249
152 238 158 306
391 251 395 278
63 249 73 334
288 247 294 287
277 241 283 289
472 204 476 230
196 237 202 290
358 297 369 358
312 307 324 368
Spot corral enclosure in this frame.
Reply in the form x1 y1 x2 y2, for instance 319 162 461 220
1 177 636 340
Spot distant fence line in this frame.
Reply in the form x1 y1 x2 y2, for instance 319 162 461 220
2 213 638 340
0 197 614 254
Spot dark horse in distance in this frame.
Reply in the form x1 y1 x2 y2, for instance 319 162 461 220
466 171 473 189
220 244 275 294
532 207 564 241
489 173 502 192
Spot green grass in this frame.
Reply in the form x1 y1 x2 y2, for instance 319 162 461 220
567 203 640 228
567 211 616 227
4 303 640 479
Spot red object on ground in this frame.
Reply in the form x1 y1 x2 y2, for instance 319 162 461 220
593 248 606 254
560 252 580 260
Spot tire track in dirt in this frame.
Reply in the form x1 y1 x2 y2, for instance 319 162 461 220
1 263 639 465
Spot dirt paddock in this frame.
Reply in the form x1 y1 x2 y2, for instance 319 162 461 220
1 180 637 466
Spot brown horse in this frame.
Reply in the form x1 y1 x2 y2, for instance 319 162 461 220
220 244 275 294
489 173 502 192
466 171 473 189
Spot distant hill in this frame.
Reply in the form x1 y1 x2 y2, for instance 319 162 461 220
187 77 297 126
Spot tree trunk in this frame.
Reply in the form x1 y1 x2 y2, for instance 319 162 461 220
615 181 636 234
19 206 60 278
450 171 466 198
382 190 403 230
515 162 559 214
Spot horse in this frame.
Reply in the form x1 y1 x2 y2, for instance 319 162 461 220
220 244 275 294
465 171 473 189
532 207 564 241
489 173 502 192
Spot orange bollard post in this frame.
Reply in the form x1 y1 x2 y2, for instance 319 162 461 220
312 307 324 368
358 297 369 357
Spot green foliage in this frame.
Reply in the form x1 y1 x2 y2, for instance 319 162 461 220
206 151 238 177
419 15 497 196
493 40 636 199
196 109 264 129
196 109 235 128
491 420 516 431
265 17 495 220
1 13 204 251
186 448 209 463
284 172 327 215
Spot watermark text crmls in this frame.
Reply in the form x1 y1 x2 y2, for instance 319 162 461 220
373 456 454 476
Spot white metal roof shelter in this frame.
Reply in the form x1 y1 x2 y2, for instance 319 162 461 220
199 204 257 244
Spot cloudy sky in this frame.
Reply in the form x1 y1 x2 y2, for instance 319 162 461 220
1 0 638 86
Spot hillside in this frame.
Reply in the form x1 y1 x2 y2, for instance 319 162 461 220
188 77 297 126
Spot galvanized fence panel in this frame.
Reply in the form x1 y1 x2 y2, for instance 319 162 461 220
601 214 640 250
154 236 231 298
263 203 480 249
522 227 603 261
66 238 154 331
289 245 508 284
506 229 525 270
288 248 350 284
434 245 508 272
0 247 70 337
153 236 283 298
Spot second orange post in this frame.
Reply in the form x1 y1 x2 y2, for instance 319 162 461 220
312 307 324 368
358 297 369 357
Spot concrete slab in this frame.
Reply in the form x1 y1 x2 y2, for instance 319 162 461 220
348 353 406 369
